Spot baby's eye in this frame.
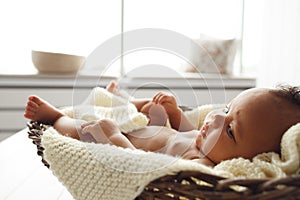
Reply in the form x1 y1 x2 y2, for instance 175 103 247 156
223 106 229 114
227 125 235 142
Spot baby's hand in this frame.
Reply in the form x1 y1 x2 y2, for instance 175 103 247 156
152 92 186 130
81 119 120 143
152 92 180 115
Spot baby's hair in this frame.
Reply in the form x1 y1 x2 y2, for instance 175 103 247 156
275 84 300 107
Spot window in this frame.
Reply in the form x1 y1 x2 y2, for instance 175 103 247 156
0 0 121 74
242 0 264 76
123 0 243 76
0 0 245 76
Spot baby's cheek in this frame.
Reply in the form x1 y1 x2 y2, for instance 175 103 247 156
201 129 223 157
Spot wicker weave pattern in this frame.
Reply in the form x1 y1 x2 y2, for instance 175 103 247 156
27 122 300 200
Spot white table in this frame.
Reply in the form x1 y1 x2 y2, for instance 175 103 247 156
0 128 73 200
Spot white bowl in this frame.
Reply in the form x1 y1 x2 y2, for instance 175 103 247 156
32 50 86 73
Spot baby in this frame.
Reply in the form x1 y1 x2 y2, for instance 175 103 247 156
24 84 300 166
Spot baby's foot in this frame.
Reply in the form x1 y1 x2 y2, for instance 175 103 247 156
106 80 131 100
106 80 119 94
24 95 64 125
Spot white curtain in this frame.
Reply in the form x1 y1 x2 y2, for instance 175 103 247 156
257 0 300 87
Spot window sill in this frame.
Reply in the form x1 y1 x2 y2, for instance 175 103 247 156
0 72 256 89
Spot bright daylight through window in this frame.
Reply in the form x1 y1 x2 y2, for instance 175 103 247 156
0 0 257 77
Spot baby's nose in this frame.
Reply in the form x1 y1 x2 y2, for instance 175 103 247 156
210 109 226 128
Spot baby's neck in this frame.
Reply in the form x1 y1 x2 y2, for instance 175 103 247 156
193 157 216 166
198 148 217 166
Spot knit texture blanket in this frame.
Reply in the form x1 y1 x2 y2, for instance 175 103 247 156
40 87 300 200
61 87 149 133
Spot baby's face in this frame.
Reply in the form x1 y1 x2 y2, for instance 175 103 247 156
197 88 285 163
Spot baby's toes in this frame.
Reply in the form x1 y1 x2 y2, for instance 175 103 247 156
24 108 36 119
27 100 39 110
28 95 44 106
106 80 119 93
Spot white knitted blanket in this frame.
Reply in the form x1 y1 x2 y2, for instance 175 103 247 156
61 87 149 133
40 87 300 200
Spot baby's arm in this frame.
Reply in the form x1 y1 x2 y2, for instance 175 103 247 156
81 119 136 149
152 92 196 131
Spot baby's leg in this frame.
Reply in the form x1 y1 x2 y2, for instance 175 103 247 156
53 116 90 140
82 119 135 149
24 95 89 140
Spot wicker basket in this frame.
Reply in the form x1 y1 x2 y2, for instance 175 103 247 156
27 122 300 200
